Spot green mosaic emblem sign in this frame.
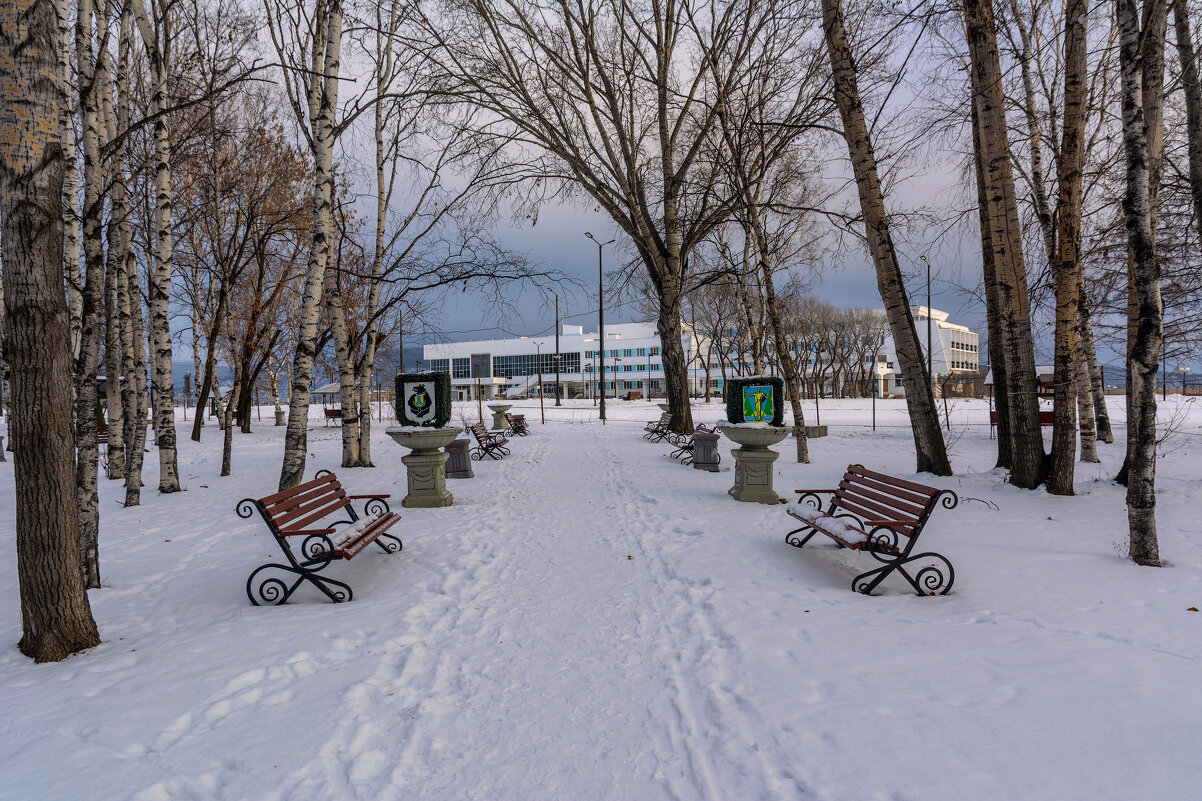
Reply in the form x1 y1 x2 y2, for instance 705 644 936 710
724 375 784 427
742 385 774 422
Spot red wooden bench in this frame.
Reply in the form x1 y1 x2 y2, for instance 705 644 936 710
236 471 400 605
504 412 528 436
785 464 958 595
469 422 510 459
324 408 342 426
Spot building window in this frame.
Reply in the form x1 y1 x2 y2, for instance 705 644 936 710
429 358 450 374
651 347 660 356
452 358 470 379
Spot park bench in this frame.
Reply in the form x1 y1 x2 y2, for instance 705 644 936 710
324 408 342 426
504 412 528 436
469 422 510 460
785 464 958 596
989 409 1055 426
643 412 673 442
236 471 401 605
669 423 715 465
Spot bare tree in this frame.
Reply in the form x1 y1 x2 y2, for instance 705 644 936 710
1116 0 1167 566
822 0 951 475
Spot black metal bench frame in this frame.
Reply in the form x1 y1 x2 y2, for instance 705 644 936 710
785 464 958 596
504 412 528 436
237 470 401 605
669 423 718 466
643 413 673 442
469 423 511 460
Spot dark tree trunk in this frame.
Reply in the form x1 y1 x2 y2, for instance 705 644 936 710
1048 0 1089 495
1 0 102 661
822 0 951 475
964 0 1047 488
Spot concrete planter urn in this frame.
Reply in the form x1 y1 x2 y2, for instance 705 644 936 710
274 409 286 426
487 403 513 431
385 426 462 508
717 424 790 504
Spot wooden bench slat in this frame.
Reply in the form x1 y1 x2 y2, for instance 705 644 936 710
258 474 338 507
281 499 353 534
265 482 345 516
848 465 938 498
845 472 935 508
836 479 927 520
269 484 346 521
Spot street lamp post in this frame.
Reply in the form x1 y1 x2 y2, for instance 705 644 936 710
920 254 932 393
554 294 562 406
585 232 614 423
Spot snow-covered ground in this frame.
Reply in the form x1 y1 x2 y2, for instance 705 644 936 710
1 397 1199 801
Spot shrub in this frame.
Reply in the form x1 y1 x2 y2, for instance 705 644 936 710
395 371 452 427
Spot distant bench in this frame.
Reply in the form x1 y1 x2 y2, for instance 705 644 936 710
990 410 1054 426
324 408 342 426
785 464 958 596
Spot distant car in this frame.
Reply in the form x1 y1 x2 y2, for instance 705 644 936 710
621 390 643 400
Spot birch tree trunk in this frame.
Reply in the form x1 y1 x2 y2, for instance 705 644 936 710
1174 0 1202 242
822 0 951 475
1116 0 1165 567
131 0 181 493
0 0 102 662
101 15 126 482
1081 301 1114 442
1047 0 1089 495
74 0 104 588
964 0 1047 488
279 0 342 489
56 0 82 364
324 256 360 467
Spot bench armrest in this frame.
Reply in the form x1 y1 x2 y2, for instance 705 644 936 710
347 494 391 500
279 528 336 537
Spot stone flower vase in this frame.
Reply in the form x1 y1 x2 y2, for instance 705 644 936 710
385 426 463 508
716 424 790 504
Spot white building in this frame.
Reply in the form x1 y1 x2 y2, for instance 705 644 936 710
875 307 981 396
422 322 709 401
421 308 979 401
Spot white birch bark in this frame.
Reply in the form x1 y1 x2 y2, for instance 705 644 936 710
74 0 104 588
130 0 181 493
277 0 342 489
56 0 82 365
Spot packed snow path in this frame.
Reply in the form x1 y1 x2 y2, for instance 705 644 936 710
1 400 1200 800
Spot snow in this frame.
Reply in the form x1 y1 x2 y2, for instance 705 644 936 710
1 397 1201 800
788 503 869 546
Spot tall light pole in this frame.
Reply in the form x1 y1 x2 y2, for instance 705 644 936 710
921 254 932 392
585 232 614 423
554 294 562 406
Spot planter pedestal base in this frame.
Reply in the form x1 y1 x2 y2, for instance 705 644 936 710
728 446 782 503
400 450 453 507
718 425 789 505
385 426 462 508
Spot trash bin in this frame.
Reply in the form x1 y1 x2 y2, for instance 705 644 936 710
444 437 474 479
691 431 721 472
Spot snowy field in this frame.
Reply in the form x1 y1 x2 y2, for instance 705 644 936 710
1 397 1200 800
